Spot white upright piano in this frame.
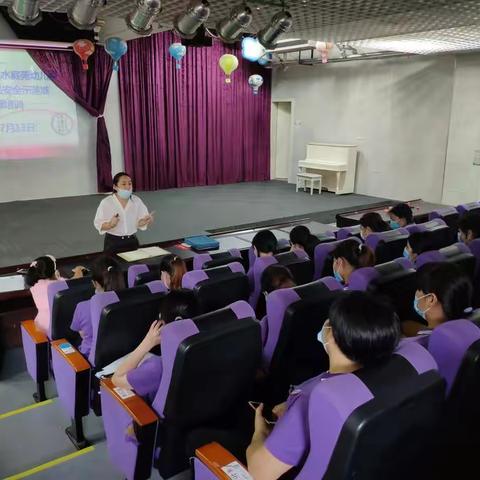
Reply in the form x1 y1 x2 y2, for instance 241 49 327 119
298 143 357 195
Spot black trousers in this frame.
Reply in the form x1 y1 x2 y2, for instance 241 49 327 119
104 233 139 253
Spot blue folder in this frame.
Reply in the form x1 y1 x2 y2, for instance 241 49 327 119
184 235 220 252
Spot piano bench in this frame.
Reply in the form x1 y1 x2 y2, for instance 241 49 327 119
296 173 322 195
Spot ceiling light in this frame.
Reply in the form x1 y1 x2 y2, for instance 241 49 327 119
258 11 293 50
217 5 253 43
173 0 210 39
8 0 42 26
68 0 104 30
126 0 162 36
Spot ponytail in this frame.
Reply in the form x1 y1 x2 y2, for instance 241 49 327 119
160 255 187 290
332 239 376 269
25 256 56 287
92 256 125 292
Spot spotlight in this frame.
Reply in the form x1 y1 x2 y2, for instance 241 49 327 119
217 5 252 44
7 0 42 26
126 0 162 36
68 0 104 30
257 11 293 50
173 0 210 39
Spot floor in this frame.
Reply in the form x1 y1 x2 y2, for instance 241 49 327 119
0 180 390 268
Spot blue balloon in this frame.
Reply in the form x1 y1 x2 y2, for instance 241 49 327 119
105 37 128 72
169 42 186 69
242 37 265 62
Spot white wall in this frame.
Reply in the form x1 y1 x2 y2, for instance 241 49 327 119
442 55 480 205
272 55 455 202
0 15 124 203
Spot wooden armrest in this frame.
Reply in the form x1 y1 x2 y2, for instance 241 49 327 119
100 378 158 427
195 442 249 480
51 339 90 372
21 320 48 344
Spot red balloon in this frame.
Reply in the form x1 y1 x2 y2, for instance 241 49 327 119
73 39 95 71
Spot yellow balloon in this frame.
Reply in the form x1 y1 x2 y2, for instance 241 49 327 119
219 54 239 83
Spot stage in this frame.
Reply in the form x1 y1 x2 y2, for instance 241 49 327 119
0 180 391 269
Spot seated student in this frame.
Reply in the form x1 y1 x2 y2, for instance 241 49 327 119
257 265 297 328
359 212 391 239
331 239 375 286
289 225 320 260
252 230 278 258
458 212 480 245
403 232 433 264
248 230 279 285
402 262 473 337
160 254 187 289
111 289 198 402
388 202 414 229
70 256 125 356
25 255 85 334
246 291 400 479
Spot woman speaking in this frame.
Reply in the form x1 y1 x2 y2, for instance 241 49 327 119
94 172 154 252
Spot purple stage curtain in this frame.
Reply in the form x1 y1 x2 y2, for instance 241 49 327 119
29 49 113 192
119 31 271 190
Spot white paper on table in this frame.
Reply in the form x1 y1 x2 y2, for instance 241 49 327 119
221 461 253 480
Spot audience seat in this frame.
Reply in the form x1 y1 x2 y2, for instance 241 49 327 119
336 225 361 240
429 207 460 244
51 281 167 448
182 263 249 314
193 342 444 480
249 250 313 310
21 276 94 402
427 320 480 475
349 258 418 321
101 308 261 479
127 264 160 288
364 228 409 264
193 249 243 270
313 237 362 281
416 243 476 279
261 278 342 369
247 238 290 271
405 218 452 250
456 201 480 216
263 288 344 406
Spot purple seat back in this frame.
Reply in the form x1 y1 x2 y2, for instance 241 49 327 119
151 319 200 418
415 250 443 269
262 278 341 367
248 256 278 308
182 262 245 290
365 227 408 251
88 291 120 366
348 267 379 291
298 374 374 479
47 280 69 338
299 343 441 479
313 237 361 280
429 206 459 221
428 319 480 395
127 264 150 288
145 280 168 294
193 249 242 270
467 239 480 276
336 225 361 241
457 201 480 216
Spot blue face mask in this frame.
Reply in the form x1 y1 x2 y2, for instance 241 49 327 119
333 269 343 284
458 231 464 243
414 294 431 320
117 188 132 200
403 248 411 260
390 220 401 229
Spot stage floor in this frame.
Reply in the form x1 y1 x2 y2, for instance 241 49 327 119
0 180 390 268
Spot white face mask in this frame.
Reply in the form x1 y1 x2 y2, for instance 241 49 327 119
317 324 332 353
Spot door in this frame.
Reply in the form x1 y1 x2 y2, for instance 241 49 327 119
271 101 292 180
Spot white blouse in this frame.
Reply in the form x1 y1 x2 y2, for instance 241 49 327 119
94 194 149 237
